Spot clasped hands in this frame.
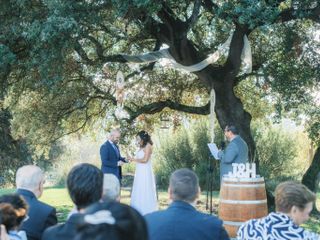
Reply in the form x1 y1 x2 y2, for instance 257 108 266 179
125 151 135 163
117 158 134 166
127 156 135 162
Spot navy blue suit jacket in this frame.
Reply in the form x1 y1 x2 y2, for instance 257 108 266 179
42 213 82 240
17 189 57 240
100 140 126 181
145 201 229 240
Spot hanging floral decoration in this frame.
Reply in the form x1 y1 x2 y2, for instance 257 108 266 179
114 70 129 119
115 71 125 106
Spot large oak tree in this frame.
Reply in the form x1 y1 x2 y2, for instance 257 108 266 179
0 0 319 188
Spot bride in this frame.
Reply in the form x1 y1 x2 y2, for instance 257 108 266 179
129 130 158 215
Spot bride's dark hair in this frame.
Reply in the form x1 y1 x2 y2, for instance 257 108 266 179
137 131 153 147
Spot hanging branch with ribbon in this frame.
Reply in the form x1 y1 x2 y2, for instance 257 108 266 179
103 31 252 142
122 31 252 74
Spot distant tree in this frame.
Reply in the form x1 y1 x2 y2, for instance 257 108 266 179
0 107 32 185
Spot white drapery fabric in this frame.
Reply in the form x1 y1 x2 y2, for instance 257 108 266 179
122 32 252 74
209 89 216 143
119 32 252 141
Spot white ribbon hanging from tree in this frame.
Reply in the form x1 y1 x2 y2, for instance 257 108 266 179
209 89 216 143
119 31 252 141
122 32 252 74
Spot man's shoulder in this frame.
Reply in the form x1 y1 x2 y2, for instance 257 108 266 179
145 209 167 219
39 200 56 212
30 197 55 212
145 208 174 225
233 135 246 144
146 207 223 226
231 136 247 148
17 189 55 212
42 223 65 239
194 211 223 224
44 214 82 239
100 141 111 149
43 223 62 234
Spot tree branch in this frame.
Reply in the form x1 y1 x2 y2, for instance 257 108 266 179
235 62 264 84
224 25 248 77
124 100 210 122
126 40 161 79
185 0 202 32
201 0 220 13
74 40 95 65
84 35 105 61
277 5 320 23
50 110 90 143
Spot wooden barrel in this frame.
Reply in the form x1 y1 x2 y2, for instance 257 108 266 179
219 176 268 238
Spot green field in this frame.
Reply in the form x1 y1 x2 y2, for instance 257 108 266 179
0 188 319 234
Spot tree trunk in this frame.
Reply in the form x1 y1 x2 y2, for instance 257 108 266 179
213 80 258 167
156 19 259 170
302 146 320 192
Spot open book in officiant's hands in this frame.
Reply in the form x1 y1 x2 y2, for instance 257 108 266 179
207 143 220 160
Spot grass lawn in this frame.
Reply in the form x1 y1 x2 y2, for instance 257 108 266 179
1 188 319 234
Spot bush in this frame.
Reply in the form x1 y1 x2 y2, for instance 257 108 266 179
154 127 194 189
153 119 308 193
191 120 222 191
252 120 305 191
153 118 223 190
47 135 101 187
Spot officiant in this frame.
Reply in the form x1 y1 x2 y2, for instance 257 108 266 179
217 125 248 182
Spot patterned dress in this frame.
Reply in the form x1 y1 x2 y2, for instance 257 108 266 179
237 212 320 240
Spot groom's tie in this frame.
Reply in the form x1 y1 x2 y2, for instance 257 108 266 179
111 142 120 158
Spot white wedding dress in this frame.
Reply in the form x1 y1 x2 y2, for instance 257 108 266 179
130 148 158 215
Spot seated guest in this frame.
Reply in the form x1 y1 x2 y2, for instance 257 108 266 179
16 165 57 240
74 201 148 240
0 194 28 240
145 168 229 240
237 181 320 240
102 174 121 202
42 163 103 240
67 173 121 218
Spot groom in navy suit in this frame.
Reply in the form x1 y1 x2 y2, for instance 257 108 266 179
145 168 229 240
100 129 127 182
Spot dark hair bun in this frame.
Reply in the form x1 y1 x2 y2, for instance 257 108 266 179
137 131 153 147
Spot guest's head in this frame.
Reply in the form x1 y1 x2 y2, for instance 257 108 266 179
74 201 148 240
15 165 45 198
0 204 17 233
109 128 121 144
136 130 153 148
0 194 28 231
275 181 316 225
102 174 120 202
224 124 239 141
169 168 199 204
67 163 103 210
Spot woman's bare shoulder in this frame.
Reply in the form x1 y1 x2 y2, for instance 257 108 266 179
144 143 153 151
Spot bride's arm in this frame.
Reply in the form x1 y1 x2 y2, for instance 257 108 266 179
132 144 152 163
